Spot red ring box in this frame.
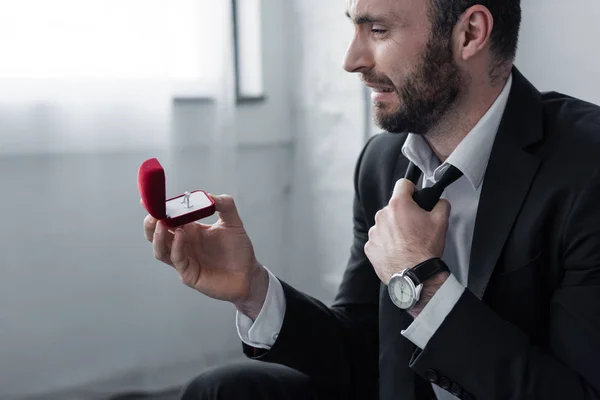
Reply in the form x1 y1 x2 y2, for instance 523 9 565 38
138 158 216 228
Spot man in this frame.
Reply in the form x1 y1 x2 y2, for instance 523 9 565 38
144 0 600 399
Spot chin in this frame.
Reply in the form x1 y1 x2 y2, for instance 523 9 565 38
373 108 410 134
374 107 399 122
374 103 398 117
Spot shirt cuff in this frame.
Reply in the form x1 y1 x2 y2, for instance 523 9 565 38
401 274 465 349
236 266 286 350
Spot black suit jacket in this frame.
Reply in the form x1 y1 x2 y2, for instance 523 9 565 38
243 68 600 400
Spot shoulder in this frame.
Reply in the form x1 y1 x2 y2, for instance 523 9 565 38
540 92 600 159
353 132 408 208
529 92 600 195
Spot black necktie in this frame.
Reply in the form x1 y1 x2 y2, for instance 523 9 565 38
404 161 464 211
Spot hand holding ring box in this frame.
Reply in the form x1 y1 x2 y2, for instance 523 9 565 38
138 158 216 228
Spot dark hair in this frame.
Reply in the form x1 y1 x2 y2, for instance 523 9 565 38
429 0 522 68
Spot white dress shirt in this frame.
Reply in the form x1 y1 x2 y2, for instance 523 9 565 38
236 74 513 399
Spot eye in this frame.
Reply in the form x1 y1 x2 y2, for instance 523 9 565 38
371 25 387 35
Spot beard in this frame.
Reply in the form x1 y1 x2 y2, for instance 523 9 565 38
365 33 464 135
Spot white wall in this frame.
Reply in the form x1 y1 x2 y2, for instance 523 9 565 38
286 0 367 301
0 0 294 398
516 0 600 105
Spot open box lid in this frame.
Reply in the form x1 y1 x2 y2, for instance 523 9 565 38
138 158 167 219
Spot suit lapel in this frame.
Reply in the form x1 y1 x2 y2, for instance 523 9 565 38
467 67 544 299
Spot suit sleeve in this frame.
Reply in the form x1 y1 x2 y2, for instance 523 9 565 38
401 273 464 349
241 136 381 398
409 167 600 399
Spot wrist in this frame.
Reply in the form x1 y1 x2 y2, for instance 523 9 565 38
408 271 450 318
235 262 269 321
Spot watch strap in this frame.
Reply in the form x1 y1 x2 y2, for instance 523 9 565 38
404 258 449 286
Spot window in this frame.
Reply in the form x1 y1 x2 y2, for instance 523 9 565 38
0 0 264 99
232 0 264 101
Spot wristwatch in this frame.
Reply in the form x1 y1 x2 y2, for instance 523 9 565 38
388 258 449 310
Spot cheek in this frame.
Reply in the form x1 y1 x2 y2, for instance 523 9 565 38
373 34 425 87
375 48 404 83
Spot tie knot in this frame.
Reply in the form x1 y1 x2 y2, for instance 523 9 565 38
405 162 464 211
433 164 463 191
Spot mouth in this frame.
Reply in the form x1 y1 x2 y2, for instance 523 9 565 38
371 87 395 93
365 83 395 93
367 83 398 105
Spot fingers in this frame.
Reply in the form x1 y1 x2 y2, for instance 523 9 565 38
152 220 175 267
170 228 190 273
432 198 451 221
144 216 178 241
209 194 244 227
143 215 157 242
392 178 416 199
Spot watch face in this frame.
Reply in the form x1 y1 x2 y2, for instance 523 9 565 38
391 277 415 309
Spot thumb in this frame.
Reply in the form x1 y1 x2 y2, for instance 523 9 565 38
209 194 244 227
392 178 416 199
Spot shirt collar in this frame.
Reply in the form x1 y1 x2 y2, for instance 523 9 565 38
402 73 513 190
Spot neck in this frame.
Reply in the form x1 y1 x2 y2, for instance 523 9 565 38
424 72 510 163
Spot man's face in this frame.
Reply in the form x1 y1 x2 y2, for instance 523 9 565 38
344 0 464 134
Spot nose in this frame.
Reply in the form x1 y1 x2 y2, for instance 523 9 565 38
343 32 374 73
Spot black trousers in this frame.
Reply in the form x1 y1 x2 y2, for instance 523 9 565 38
179 360 321 400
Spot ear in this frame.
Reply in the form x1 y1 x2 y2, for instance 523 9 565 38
453 5 494 62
